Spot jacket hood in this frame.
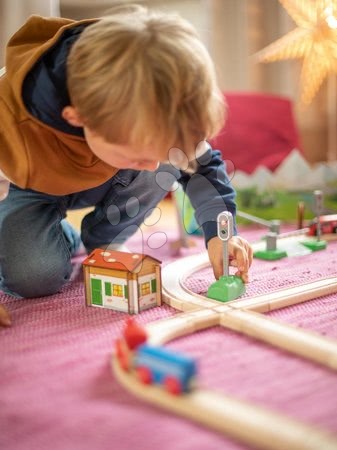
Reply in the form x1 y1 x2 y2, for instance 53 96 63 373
5 15 95 120
0 15 119 195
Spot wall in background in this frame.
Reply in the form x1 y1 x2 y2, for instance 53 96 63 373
0 0 332 163
0 0 60 63
60 0 332 164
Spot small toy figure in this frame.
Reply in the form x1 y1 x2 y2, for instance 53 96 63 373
297 201 305 230
206 211 245 302
115 318 197 395
82 249 162 314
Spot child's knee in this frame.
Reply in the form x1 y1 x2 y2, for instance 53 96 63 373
0 255 72 298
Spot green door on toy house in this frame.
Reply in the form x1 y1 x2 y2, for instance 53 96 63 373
91 278 103 305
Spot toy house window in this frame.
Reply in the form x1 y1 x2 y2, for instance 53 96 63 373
113 284 123 297
105 282 112 296
140 282 151 296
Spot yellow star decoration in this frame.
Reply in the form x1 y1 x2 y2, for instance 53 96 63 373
256 0 337 104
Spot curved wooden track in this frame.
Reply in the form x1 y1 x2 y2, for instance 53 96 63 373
112 355 337 450
159 254 337 370
112 250 337 449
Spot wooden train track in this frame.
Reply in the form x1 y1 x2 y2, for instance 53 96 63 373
112 355 337 450
112 242 337 449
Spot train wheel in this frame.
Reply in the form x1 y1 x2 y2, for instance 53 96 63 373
164 376 182 395
136 366 152 384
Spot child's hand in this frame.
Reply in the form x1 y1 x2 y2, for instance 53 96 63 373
207 235 253 283
0 173 10 201
0 304 11 327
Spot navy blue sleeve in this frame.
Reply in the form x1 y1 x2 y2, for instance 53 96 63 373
178 147 237 246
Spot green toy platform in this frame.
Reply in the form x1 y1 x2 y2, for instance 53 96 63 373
207 275 245 302
254 249 287 260
301 239 327 251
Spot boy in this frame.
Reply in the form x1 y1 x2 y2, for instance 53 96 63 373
0 4 253 326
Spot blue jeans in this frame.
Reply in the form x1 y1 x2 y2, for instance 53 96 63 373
0 165 178 298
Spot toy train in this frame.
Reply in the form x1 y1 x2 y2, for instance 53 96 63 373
115 318 197 395
307 214 337 236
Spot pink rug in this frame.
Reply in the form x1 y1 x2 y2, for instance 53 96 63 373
1 227 337 450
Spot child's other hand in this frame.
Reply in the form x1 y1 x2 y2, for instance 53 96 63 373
0 304 11 327
207 235 253 283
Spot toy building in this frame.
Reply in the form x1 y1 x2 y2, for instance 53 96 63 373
82 249 162 314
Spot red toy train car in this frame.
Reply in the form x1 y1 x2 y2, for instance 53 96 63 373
307 214 337 236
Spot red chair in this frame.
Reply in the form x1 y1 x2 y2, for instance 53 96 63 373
210 92 302 174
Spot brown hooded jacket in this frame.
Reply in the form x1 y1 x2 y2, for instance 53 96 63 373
0 15 118 195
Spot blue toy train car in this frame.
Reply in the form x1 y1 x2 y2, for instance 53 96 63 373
134 344 197 394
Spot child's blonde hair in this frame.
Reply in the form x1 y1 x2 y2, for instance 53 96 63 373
67 4 225 164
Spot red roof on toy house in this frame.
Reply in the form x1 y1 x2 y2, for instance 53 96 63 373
82 249 161 273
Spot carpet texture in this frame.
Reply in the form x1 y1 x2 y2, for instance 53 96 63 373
1 227 337 450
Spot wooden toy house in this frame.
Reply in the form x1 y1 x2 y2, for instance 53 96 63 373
82 249 162 314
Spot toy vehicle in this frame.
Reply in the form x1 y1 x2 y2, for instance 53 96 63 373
307 214 337 236
134 344 197 394
115 318 197 395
